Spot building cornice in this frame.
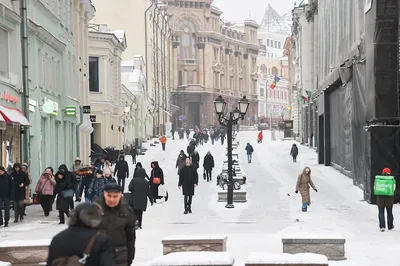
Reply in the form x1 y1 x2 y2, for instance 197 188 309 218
80 0 96 19
89 31 126 52
28 20 66 53
0 3 21 25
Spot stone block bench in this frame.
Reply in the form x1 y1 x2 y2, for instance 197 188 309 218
282 236 346 261
149 252 234 266
218 191 247 202
245 252 328 266
162 235 227 255
0 239 50 265
233 176 245 185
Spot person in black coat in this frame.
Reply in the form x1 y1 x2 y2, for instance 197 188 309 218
0 166 13 227
128 168 153 229
187 144 195 161
290 143 299 162
178 158 199 214
54 172 74 224
114 155 129 192
203 151 215 182
57 164 77 210
11 163 30 223
191 150 200 169
130 146 137 165
149 161 164 203
47 203 115 266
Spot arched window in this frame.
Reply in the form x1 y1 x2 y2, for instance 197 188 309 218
271 66 278 76
177 19 196 59
260 64 267 74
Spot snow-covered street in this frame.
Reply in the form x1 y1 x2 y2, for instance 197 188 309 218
1 130 400 266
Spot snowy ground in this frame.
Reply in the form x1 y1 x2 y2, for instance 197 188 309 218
1 131 400 265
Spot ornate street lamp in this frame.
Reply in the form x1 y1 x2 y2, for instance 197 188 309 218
214 95 250 208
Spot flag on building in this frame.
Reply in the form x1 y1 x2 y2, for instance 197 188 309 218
269 75 281 89
301 89 312 102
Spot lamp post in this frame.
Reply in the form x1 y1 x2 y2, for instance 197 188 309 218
214 95 250 208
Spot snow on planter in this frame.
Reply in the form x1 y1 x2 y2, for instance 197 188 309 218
0 239 50 265
0 239 51 247
148 251 234 266
245 252 328 265
0 262 11 266
162 235 228 255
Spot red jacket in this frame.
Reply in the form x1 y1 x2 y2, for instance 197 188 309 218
258 131 263 140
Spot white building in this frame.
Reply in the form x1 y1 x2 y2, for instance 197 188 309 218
120 84 137 146
88 24 127 149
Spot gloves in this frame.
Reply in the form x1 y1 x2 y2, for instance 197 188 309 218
314 188 318 192
295 190 298 194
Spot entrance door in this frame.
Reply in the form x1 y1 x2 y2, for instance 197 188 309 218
188 102 200 128
318 115 324 164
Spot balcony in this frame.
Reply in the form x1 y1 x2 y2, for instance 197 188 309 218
177 84 205 92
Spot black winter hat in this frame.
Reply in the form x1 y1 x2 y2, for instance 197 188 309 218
104 183 122 193
68 203 103 228
96 169 103 175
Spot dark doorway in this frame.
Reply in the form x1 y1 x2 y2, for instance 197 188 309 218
318 114 324 164
188 102 200 128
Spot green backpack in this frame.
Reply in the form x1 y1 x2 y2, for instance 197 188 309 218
374 175 396 196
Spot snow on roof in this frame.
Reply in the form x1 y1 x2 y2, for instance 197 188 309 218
148 252 234 266
112 30 125 43
246 253 328 264
121 60 134 67
0 239 51 247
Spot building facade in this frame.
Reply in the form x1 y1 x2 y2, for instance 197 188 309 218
88 24 126 149
167 0 260 128
120 83 138 146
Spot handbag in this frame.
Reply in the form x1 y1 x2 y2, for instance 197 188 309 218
159 185 167 197
153 177 161 185
51 232 100 266
62 189 75 199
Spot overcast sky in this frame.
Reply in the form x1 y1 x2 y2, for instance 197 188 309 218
212 0 294 23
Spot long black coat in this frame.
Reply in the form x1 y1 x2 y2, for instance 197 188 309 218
11 169 30 201
47 226 115 266
203 154 215 170
114 160 129 179
128 169 153 212
0 173 14 199
178 165 198 196
191 152 200 168
55 175 74 211
96 196 136 266
176 154 187 175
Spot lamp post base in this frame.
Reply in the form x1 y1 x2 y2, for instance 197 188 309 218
225 203 235 209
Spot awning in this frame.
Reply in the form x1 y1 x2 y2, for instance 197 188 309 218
0 105 31 126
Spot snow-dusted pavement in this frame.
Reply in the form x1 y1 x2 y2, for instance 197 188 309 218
1 131 400 266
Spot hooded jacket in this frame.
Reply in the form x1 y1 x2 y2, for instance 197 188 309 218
47 203 115 266
114 156 129 179
150 161 164 185
11 163 30 201
0 171 13 199
245 143 254 154
128 168 153 211
176 152 187 174
57 164 78 190
35 172 56 196
203 153 215 170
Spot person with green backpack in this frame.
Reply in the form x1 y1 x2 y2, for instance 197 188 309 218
374 168 396 232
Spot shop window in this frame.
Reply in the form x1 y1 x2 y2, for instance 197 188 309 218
89 57 99 92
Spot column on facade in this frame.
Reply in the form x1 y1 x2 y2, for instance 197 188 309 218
198 44 204 86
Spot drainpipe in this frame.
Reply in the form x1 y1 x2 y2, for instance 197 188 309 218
20 0 29 163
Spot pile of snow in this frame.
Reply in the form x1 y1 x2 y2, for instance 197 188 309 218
0 262 11 266
148 252 234 266
246 252 328 264
163 235 227 241
0 239 51 248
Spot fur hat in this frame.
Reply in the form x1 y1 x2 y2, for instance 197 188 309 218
68 203 103 228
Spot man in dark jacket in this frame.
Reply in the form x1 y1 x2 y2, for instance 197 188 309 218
128 168 153 229
79 168 95 203
11 163 29 223
130 146 137 164
0 166 13 227
290 144 299 162
47 203 115 266
96 183 136 266
203 151 215 182
114 155 129 192
178 158 199 214
245 143 254 163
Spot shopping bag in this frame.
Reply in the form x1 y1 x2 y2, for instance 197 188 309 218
159 185 167 197
32 193 40 205
374 175 396 196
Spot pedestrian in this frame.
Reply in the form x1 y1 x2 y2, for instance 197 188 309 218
295 167 317 212
87 170 108 202
203 151 215 182
55 171 74 224
47 203 115 266
57 164 77 210
220 130 226 145
245 143 254 163
21 163 32 216
71 157 84 172
104 168 116 183
130 146 137 164
128 168 153 229
159 135 167 151
149 161 164 203
178 158 199 214
191 150 200 169
11 163 30 223
175 150 187 175
101 160 112 173
257 130 263 143
375 168 395 232
114 155 129 192
35 169 56 217
171 127 175 140
186 129 190 139
96 183 136 266
0 166 13 227
290 143 299 162
72 158 84 202
187 143 195 160
78 167 95 203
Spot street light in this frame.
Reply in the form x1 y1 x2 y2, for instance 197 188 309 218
214 95 250 208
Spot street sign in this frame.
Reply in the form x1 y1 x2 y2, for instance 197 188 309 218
82 105 91 114
64 106 76 116
42 101 54 114
89 115 96 122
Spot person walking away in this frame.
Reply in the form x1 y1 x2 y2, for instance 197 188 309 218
128 168 153 229
203 151 215 182
187 143 195 161
176 150 187 176
220 130 226 145
150 161 164 203
104 168 116 183
159 135 167 151
178 158 199 214
87 170 108 202
21 163 32 216
130 146 137 165
257 131 263 143
35 169 56 217
78 167 95 203
245 143 254 163
11 163 30 223
375 168 395 232
55 171 74 224
171 127 175 140
96 183 136 266
295 167 317 212
47 203 115 266
290 144 299 162
57 164 77 210
191 150 200 169
114 155 129 192
0 166 13 227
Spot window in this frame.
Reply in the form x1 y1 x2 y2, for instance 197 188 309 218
177 20 196 59
278 42 281 49
187 71 193 84
271 66 278 76
178 70 183 85
0 28 8 78
274 41 277 48
89 57 99 92
266 39 270 46
260 86 264 97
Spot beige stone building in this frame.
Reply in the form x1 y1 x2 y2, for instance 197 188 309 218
166 0 260 127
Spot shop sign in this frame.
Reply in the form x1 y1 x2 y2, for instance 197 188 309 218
42 99 58 116
64 106 76 117
1 91 19 104
82 105 91 114
89 115 96 122
29 99 37 112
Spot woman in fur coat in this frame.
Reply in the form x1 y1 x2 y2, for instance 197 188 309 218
295 167 317 212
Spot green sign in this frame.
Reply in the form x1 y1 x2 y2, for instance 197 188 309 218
42 101 54 114
64 106 76 117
